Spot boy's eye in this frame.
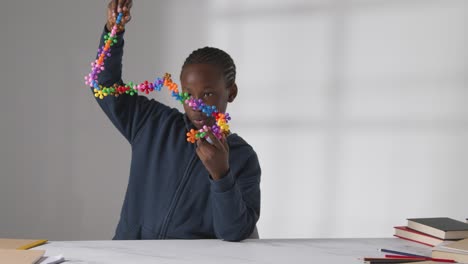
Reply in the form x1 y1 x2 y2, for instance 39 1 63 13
204 92 213 97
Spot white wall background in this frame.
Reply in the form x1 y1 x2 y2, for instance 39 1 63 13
0 0 467 240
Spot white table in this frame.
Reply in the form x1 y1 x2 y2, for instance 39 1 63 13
36 238 433 264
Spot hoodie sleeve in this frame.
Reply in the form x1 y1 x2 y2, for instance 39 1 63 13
90 26 170 143
209 151 261 241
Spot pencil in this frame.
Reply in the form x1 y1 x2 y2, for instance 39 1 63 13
379 248 425 258
384 254 456 263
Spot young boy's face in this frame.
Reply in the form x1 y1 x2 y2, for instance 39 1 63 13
180 64 237 130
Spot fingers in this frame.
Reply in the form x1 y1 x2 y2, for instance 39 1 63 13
206 131 225 151
126 0 133 20
196 131 229 163
111 0 118 16
196 139 211 159
119 0 132 13
221 134 229 152
109 0 131 16
197 137 212 151
107 0 132 31
117 0 125 13
195 142 202 158
124 13 132 24
107 1 115 17
123 0 133 12
195 134 230 180
119 0 132 24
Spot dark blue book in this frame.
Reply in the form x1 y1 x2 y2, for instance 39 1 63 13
407 217 468 240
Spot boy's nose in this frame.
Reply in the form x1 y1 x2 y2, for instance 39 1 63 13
192 96 207 103
192 94 203 100
188 96 204 112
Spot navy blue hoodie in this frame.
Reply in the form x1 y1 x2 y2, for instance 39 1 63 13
92 27 261 241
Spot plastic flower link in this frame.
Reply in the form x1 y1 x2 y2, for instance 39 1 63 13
115 84 129 95
97 47 111 58
154 77 164 91
186 129 197 143
85 12 232 144
102 86 117 97
163 73 179 93
173 92 190 104
186 98 202 110
196 125 211 140
210 125 222 139
85 13 123 88
103 32 118 47
94 86 105 99
202 105 217 116
185 98 219 117
213 113 230 134
110 84 121 97
217 119 229 133
121 82 137 96
137 80 154 95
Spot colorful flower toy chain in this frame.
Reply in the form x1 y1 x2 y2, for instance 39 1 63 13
84 13 231 143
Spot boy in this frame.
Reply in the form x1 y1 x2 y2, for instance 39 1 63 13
90 0 261 241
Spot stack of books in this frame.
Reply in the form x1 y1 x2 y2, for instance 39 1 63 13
393 217 468 247
362 217 468 263
432 238 468 263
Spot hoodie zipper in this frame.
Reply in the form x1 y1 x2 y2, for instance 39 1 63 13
158 152 198 239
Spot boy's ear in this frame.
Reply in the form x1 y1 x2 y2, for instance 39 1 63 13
228 83 238 103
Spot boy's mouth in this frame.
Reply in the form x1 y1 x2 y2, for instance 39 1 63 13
192 119 206 127
191 116 214 128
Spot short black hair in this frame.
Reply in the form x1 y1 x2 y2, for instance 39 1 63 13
181 47 236 88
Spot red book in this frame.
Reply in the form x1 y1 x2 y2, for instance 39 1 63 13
363 257 427 263
394 226 445 247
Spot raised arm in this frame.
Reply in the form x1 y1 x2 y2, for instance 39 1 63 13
90 0 171 143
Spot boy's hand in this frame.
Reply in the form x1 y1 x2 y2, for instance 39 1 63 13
106 0 133 32
196 131 230 181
